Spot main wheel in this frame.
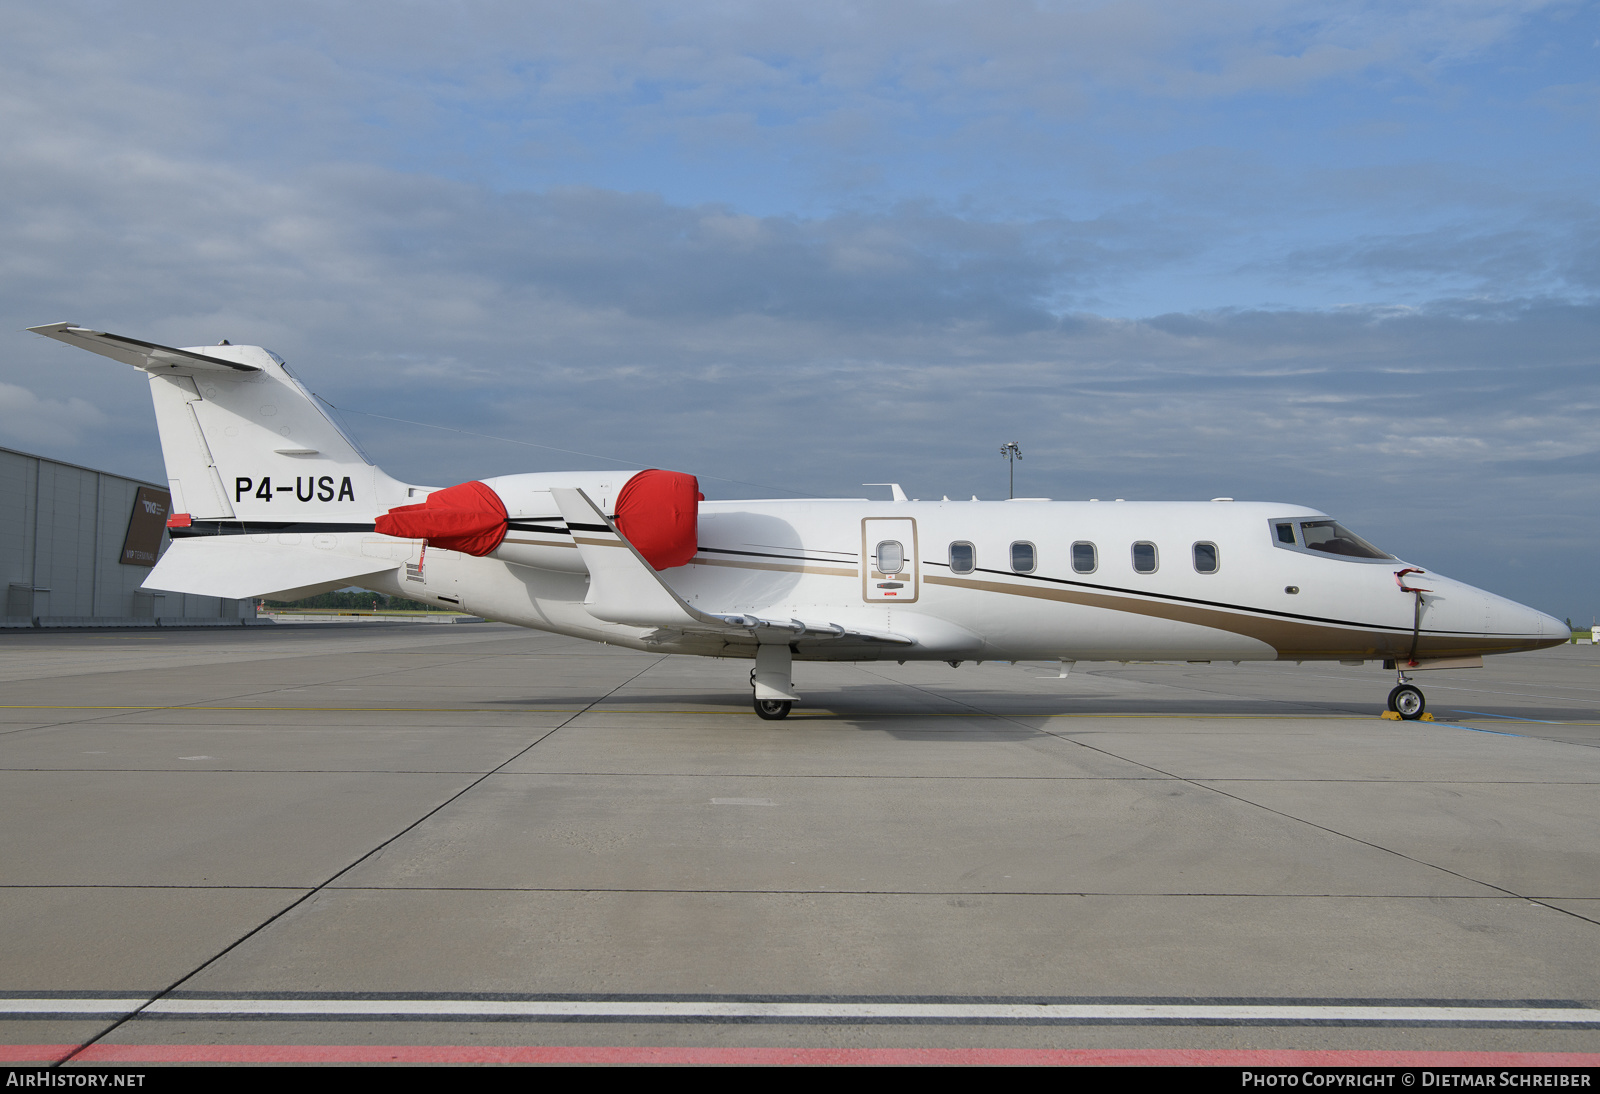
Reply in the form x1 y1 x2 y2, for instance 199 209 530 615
1387 684 1425 720
754 698 792 720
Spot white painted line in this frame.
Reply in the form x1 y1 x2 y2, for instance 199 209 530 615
4 996 1596 1025
129 1000 1600 1024
0 998 152 1014
711 798 777 806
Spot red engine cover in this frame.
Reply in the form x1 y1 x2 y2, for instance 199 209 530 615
613 469 701 570
374 480 508 557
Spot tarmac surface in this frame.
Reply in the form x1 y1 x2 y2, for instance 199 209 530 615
1 623 1597 1065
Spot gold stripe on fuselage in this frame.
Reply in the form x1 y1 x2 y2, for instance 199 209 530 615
922 573 1539 659
688 556 858 579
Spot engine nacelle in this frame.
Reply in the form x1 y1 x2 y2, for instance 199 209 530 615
375 469 700 575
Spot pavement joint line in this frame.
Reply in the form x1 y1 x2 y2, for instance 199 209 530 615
3 884 1599 898
52 654 670 1069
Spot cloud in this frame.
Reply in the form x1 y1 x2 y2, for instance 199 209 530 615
1 1 1597 621
0 383 107 449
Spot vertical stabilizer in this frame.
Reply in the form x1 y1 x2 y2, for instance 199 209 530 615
29 325 413 521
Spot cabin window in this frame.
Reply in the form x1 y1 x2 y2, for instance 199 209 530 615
1071 541 1097 574
876 540 905 575
1010 541 1036 574
1193 542 1219 574
1270 517 1393 562
949 541 975 575
1132 541 1158 573
1299 520 1391 559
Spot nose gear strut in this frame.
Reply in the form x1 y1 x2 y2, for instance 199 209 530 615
1386 569 1433 719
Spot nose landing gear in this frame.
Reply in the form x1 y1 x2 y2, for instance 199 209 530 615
1387 568 1432 721
1387 681 1426 719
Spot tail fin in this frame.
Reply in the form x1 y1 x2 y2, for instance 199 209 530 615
29 324 413 521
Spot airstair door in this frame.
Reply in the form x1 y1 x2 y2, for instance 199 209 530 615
862 517 918 603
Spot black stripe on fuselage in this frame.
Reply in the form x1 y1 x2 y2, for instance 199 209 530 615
169 521 377 538
174 518 585 537
946 563 1411 634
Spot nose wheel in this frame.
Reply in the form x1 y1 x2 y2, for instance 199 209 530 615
1387 683 1426 720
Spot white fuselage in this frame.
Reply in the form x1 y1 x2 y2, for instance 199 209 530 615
354 493 1567 664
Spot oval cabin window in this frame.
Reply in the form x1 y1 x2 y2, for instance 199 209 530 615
1072 541 1096 574
1011 541 1036 573
877 540 905 575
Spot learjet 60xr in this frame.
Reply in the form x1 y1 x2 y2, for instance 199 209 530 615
30 324 1570 719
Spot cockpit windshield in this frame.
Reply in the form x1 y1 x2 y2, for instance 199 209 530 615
1297 520 1391 559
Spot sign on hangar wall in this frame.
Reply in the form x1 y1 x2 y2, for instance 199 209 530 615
120 487 170 567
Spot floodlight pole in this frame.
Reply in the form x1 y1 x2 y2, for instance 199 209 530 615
1000 442 1022 499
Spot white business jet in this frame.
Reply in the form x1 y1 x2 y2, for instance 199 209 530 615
31 324 1569 720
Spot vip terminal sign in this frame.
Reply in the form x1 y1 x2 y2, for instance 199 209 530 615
119 487 170 567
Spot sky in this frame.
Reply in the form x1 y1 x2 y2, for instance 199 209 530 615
1 0 1596 620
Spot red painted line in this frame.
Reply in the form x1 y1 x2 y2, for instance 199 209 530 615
12 1045 1595 1066
0 1046 75 1064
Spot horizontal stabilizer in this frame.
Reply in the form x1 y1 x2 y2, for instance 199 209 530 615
143 538 394 601
28 324 262 374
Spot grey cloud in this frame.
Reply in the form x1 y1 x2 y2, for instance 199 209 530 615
3 2 1563 169
1492 450 1600 475
1276 216 1600 297
1 3 1596 619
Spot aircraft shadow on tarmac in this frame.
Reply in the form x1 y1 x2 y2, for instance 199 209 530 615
476 686 1598 745
484 688 1374 722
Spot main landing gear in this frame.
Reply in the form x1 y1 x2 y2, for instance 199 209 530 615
1387 673 1426 720
750 643 799 721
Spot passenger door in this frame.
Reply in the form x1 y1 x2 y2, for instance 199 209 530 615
862 518 919 603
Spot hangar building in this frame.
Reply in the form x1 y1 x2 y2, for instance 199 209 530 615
1 445 254 626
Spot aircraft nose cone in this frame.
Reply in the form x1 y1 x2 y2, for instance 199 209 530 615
1538 609 1572 643
1510 602 1572 649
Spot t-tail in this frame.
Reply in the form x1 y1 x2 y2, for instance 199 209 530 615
29 324 422 600
29 324 413 523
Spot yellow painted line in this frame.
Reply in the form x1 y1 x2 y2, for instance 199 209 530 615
0 705 571 713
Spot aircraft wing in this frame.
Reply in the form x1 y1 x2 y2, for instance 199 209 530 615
28 323 262 374
550 487 911 647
